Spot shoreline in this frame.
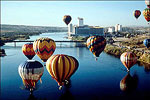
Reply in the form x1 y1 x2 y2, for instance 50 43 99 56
104 44 150 65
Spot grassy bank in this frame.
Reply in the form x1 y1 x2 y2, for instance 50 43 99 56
104 44 150 64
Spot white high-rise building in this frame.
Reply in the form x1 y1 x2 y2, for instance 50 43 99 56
118 24 122 32
115 24 122 32
78 17 84 26
108 27 115 33
68 23 73 37
68 23 73 33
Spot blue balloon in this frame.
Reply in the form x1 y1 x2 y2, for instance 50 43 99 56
143 39 150 48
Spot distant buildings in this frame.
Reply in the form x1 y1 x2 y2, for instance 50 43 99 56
68 17 104 36
107 24 122 34
108 27 115 33
78 17 84 26
115 24 122 32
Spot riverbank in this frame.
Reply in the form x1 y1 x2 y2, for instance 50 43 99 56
0 24 67 46
70 35 150 64
104 44 150 65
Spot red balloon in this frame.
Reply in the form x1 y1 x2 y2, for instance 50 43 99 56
133 10 141 19
22 43 35 60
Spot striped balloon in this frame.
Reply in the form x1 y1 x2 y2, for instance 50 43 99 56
33 37 56 62
86 36 106 57
120 52 137 71
46 54 78 89
143 8 150 22
18 60 44 90
22 43 35 60
133 10 141 19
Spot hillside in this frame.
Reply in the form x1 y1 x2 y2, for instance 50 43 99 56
0 24 68 45
1 24 67 34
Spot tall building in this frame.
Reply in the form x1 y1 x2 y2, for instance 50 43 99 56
78 17 84 26
108 27 115 33
68 23 73 34
68 17 104 36
115 24 122 32
117 24 122 32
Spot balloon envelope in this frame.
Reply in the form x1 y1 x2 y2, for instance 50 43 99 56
22 43 35 60
18 60 44 89
133 10 141 19
46 54 79 87
63 15 72 25
120 52 137 71
143 8 150 22
145 0 150 8
143 39 150 48
33 37 56 62
86 36 106 57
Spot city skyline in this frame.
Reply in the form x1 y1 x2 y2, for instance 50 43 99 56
1 1 149 27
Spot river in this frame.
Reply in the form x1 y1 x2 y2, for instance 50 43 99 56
1 32 150 100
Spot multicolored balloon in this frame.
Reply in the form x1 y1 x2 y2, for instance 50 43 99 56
86 36 106 58
22 43 35 60
143 8 150 23
120 52 137 71
120 73 138 92
33 37 56 62
143 39 150 48
63 15 72 25
133 10 141 19
145 0 150 8
46 54 79 89
18 60 44 91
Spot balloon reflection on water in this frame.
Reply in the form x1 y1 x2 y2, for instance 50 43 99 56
120 73 138 92
59 80 75 100
18 60 44 92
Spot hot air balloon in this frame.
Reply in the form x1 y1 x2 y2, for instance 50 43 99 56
22 43 35 60
133 10 141 19
33 37 56 62
120 73 138 92
145 0 150 8
143 39 150 48
120 52 137 72
46 54 79 90
63 15 72 25
86 35 106 60
18 60 44 92
143 8 150 23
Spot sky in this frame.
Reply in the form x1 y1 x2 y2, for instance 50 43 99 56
1 1 149 27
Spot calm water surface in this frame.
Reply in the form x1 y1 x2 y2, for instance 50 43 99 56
1 32 150 100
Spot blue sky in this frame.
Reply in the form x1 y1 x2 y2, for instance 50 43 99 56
1 1 148 27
